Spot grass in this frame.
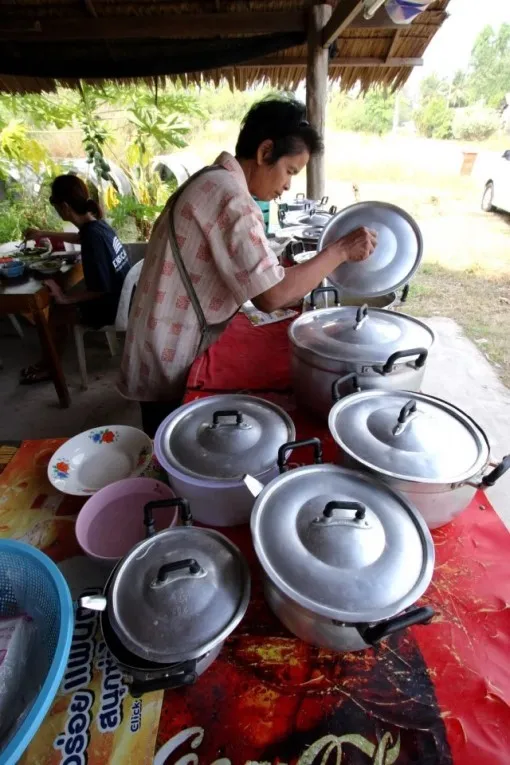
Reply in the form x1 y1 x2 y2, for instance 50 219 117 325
404 263 510 386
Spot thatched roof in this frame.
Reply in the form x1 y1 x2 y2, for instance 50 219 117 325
0 1 450 94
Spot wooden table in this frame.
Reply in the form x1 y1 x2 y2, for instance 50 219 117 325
0 264 83 408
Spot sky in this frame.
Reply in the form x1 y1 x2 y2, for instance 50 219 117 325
414 0 510 79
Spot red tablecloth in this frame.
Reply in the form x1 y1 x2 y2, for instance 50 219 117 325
175 312 510 765
4 314 509 765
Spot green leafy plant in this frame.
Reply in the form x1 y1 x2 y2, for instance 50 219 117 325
415 96 454 140
452 106 500 141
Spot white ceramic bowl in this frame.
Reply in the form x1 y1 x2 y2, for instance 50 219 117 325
47 425 153 496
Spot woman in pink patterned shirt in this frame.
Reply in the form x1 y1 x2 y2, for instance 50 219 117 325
119 96 376 436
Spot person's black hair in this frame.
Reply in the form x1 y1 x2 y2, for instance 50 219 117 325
235 95 323 163
50 174 103 219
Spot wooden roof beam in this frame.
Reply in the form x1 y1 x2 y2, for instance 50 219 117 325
236 56 423 68
322 0 364 48
0 11 305 42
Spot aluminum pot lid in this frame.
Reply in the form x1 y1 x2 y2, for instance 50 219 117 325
329 390 490 484
289 306 434 364
295 226 322 242
109 526 250 663
251 463 434 622
297 211 331 227
155 395 295 481
318 202 422 298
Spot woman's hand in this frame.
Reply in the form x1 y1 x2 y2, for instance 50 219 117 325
329 227 377 264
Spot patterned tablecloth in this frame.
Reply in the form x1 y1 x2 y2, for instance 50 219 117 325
0 314 509 765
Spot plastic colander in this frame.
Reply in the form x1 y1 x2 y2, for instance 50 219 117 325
0 539 74 765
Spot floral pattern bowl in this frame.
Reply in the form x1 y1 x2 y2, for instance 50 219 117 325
47 426 153 496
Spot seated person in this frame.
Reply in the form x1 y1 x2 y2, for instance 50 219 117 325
21 174 129 384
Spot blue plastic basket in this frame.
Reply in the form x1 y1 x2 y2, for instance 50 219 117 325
0 540 74 765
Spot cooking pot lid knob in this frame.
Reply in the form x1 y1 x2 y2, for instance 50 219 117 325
354 304 369 329
153 558 206 588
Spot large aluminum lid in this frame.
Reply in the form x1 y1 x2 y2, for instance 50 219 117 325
289 306 434 364
155 395 295 481
251 464 433 622
318 202 423 298
109 526 250 663
329 390 490 484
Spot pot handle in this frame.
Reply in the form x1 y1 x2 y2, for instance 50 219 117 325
309 286 340 309
324 501 366 520
379 347 428 375
391 400 418 436
354 304 369 327
332 373 361 402
155 558 205 586
401 283 410 303
79 594 107 612
313 501 369 528
329 205 338 215
296 192 305 202
211 410 243 427
481 454 510 487
319 195 329 206
144 497 192 537
278 438 323 474
358 606 434 646
129 660 198 698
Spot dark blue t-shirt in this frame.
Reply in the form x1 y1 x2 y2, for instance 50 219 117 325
78 220 130 328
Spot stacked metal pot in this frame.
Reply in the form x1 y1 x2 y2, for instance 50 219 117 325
76 200 509 697
287 200 509 529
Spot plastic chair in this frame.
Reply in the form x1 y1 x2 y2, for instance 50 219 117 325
73 259 144 389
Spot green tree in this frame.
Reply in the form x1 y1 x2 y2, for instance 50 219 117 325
468 23 510 108
448 70 469 108
415 96 453 139
419 73 449 105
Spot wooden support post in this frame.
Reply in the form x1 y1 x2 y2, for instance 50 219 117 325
306 4 332 200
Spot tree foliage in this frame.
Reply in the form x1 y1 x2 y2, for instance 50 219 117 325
452 106 500 141
415 96 453 140
468 23 510 108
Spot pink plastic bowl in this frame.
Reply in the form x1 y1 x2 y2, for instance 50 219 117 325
75 478 179 565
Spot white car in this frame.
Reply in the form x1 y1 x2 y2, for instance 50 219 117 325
481 150 510 213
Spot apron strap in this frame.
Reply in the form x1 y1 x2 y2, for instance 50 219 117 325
167 165 223 340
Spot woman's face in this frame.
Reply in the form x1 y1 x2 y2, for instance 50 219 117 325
250 141 310 202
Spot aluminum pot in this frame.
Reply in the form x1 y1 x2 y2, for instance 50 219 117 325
80 498 250 696
302 283 409 311
289 293 434 419
328 385 510 529
245 439 434 652
155 394 295 526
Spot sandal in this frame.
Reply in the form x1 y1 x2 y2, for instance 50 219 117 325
19 364 52 385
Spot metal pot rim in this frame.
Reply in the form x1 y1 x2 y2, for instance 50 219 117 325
250 463 435 623
329 390 491 485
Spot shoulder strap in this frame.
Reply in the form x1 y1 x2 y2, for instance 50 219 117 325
167 165 223 336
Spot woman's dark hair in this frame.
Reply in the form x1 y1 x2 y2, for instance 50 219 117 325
235 95 323 163
50 174 103 219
